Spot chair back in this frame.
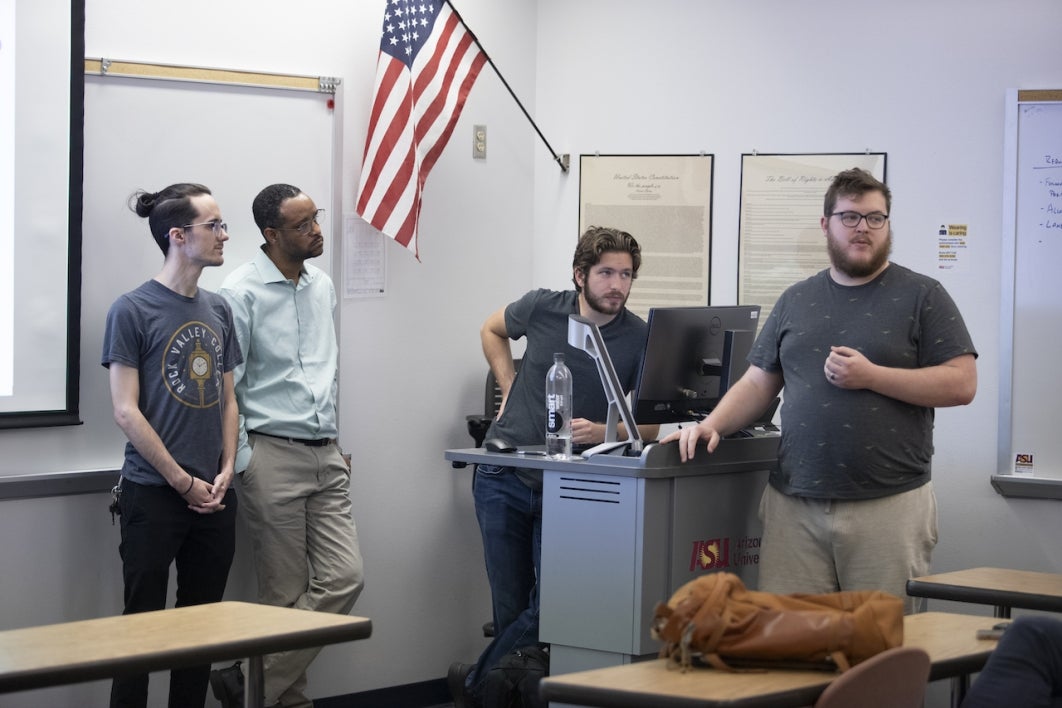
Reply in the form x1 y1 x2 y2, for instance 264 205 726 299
483 358 521 417
813 646 930 708
466 359 521 447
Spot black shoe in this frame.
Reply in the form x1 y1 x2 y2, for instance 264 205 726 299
209 661 245 708
447 661 474 708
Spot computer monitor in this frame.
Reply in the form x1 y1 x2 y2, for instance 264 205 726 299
632 305 762 424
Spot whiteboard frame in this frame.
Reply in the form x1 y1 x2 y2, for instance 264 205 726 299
82 55 345 350
997 88 1062 482
83 57 345 296
0 58 344 498
0 0 84 429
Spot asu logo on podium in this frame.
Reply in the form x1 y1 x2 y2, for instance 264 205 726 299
688 536 761 572
689 538 728 571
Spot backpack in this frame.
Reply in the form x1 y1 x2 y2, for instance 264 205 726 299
651 572 903 673
478 644 550 708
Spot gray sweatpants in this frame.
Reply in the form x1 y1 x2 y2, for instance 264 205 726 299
757 482 937 614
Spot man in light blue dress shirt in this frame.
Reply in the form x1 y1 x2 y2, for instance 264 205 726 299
217 184 364 708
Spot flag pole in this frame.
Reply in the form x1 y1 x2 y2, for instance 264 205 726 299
444 0 569 173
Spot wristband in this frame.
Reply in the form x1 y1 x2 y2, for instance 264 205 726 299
181 475 195 495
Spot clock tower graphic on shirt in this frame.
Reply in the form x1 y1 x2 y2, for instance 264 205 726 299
188 339 213 407
163 321 223 408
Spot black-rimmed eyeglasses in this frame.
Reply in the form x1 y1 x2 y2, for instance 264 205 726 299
182 220 228 236
830 211 889 229
274 209 325 236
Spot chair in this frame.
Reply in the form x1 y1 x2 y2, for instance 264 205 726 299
813 646 931 708
466 359 521 447
464 360 521 638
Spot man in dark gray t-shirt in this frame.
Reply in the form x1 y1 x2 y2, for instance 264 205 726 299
102 183 241 708
448 227 659 708
664 169 977 612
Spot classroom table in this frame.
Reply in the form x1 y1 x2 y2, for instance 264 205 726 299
907 566 1062 618
0 601 372 707
539 611 999 708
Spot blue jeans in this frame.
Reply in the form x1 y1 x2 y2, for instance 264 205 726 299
469 464 542 695
962 615 1062 708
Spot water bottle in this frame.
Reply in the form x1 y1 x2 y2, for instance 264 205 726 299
545 352 573 460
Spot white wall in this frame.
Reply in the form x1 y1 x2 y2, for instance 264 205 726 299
1 1 1061 706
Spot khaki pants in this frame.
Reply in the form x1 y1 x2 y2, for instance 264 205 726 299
239 434 364 707
757 482 937 614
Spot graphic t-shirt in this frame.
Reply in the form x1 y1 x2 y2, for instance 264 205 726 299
102 279 242 485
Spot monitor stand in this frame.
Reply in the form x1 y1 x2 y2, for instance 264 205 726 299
567 314 643 457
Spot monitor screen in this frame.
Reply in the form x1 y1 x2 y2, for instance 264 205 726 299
632 305 762 424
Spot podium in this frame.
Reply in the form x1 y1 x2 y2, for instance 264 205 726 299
445 435 778 677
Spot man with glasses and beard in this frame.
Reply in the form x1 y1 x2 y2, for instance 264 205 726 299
215 184 363 708
663 168 978 613
448 226 659 708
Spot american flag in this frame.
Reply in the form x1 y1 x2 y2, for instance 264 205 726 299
356 0 487 259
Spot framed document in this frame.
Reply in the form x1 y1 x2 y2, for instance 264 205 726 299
738 153 886 321
579 154 714 319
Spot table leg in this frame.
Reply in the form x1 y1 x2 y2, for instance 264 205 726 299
950 674 969 708
244 655 265 708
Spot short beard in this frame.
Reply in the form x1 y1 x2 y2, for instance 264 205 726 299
826 227 892 279
583 288 627 316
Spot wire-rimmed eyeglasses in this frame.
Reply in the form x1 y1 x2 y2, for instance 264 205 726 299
274 209 325 236
182 220 228 236
830 211 889 229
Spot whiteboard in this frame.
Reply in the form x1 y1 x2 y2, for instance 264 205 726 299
999 90 1062 480
0 0 80 424
0 65 338 484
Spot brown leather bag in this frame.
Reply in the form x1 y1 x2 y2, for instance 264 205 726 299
651 572 904 673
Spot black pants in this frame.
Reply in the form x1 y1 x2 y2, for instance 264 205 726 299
110 479 237 708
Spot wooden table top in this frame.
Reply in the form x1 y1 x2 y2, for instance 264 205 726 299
540 612 999 708
907 567 1062 612
0 601 372 694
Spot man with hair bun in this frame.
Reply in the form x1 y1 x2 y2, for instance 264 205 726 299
102 183 241 708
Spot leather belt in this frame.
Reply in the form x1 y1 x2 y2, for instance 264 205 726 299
250 431 333 447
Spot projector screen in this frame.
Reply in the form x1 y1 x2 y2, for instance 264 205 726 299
0 0 83 428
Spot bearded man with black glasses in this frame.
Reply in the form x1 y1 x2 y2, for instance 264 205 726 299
663 168 978 613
